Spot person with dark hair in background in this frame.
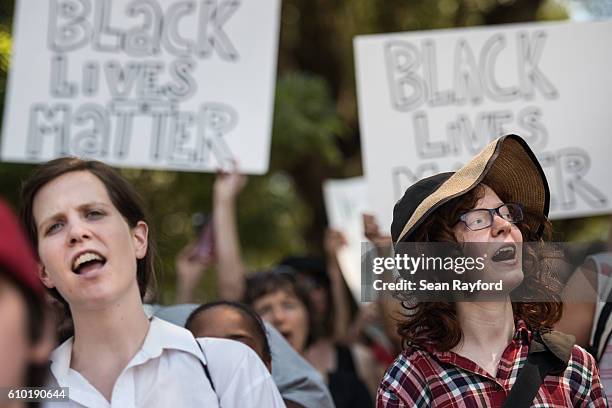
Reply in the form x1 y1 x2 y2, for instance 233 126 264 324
360 214 403 357
0 199 54 408
185 301 272 371
190 165 374 407
154 298 334 408
377 135 607 407
170 166 336 408
244 268 374 408
20 157 284 407
244 268 313 353
187 299 339 408
281 247 383 399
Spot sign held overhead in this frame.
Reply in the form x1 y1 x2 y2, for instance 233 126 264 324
355 20 612 229
2 0 281 174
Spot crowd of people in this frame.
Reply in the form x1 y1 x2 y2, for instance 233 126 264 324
1 134 612 407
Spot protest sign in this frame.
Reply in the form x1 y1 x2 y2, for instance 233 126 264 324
355 20 612 230
1 0 280 174
323 177 368 301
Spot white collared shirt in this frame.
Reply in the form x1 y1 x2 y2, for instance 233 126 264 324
44 317 285 408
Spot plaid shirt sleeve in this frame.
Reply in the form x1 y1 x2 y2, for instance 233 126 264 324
567 346 608 407
377 352 431 408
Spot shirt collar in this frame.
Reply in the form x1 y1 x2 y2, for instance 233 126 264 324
513 319 532 344
136 317 205 364
49 336 74 382
50 317 206 379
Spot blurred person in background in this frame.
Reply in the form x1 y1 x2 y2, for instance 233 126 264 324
185 300 273 371
162 296 333 408
20 157 284 407
244 268 373 408
162 166 337 408
361 214 403 359
184 166 374 406
243 268 312 353
557 220 612 406
0 199 54 408
185 300 332 408
280 239 383 399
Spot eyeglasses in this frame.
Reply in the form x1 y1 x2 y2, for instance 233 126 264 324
457 203 524 231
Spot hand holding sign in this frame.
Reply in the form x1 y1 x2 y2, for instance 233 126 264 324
214 162 248 205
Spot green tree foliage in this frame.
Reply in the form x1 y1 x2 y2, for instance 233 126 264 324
272 73 347 169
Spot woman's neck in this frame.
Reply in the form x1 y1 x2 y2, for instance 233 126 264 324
456 299 515 345
69 287 150 400
451 298 515 376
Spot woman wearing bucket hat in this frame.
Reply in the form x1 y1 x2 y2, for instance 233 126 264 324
376 135 607 407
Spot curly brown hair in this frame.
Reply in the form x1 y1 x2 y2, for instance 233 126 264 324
396 184 563 352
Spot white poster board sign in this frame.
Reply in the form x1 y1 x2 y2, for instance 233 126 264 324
355 20 612 231
323 177 368 301
1 0 280 174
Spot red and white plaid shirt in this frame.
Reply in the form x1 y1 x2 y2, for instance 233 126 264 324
377 321 607 407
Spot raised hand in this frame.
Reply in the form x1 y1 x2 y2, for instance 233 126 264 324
214 164 248 205
363 213 392 248
324 228 348 259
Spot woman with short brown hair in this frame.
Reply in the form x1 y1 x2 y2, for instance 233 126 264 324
20 157 284 407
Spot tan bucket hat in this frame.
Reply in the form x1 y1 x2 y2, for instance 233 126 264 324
391 134 550 244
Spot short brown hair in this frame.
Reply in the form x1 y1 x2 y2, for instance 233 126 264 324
396 184 562 352
20 157 157 306
243 268 314 346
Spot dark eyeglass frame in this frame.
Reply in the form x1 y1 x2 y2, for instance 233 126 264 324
457 203 524 231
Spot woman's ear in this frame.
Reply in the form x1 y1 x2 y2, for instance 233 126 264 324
38 264 55 289
132 221 149 260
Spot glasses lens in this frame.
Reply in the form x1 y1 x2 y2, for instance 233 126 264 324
463 210 491 230
499 204 523 222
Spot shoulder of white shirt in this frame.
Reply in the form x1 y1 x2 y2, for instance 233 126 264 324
50 316 264 376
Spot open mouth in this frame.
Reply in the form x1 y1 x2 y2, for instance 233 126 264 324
72 251 107 275
491 244 516 262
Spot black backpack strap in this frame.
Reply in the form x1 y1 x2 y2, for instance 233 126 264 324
194 337 217 394
502 331 574 408
502 350 557 407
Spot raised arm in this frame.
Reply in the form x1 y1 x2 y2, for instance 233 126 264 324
362 213 403 352
324 228 352 342
213 168 248 301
